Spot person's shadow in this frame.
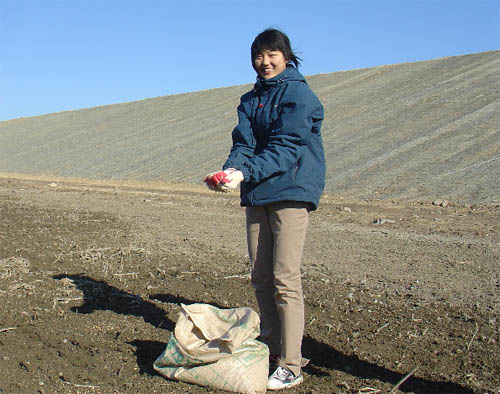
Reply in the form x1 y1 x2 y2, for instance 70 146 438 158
302 336 474 393
53 274 475 393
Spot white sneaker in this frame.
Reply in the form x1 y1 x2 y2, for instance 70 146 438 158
267 366 303 390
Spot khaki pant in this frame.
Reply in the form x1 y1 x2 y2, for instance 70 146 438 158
246 201 309 376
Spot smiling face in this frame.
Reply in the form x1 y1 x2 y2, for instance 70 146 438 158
253 49 288 80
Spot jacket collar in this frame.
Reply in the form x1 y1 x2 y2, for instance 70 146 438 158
254 65 305 93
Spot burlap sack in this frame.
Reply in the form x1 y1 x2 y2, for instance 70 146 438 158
153 303 269 394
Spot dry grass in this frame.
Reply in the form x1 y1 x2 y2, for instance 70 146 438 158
2 52 499 204
0 256 31 279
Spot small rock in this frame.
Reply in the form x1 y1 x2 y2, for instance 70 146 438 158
432 199 449 207
48 183 58 188
343 207 352 212
373 218 395 225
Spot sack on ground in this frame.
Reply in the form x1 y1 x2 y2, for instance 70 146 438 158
153 303 269 394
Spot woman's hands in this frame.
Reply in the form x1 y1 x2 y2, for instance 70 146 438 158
203 168 244 192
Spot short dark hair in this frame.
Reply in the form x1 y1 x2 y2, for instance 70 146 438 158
251 28 301 68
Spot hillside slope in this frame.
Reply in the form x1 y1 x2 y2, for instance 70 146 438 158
1 51 499 203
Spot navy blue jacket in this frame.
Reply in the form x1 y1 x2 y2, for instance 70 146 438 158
223 66 325 210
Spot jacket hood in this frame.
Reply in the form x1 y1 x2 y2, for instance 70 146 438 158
254 65 305 92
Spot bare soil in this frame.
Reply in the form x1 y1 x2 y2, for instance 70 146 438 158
0 174 499 394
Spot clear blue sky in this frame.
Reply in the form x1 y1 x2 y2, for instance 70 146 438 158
1 0 498 121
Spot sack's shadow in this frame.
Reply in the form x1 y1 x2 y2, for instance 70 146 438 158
53 273 178 331
51 274 227 377
53 274 474 393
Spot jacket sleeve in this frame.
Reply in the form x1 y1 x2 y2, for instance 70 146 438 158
239 83 323 183
223 96 256 172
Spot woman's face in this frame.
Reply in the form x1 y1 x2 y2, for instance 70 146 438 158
253 49 288 80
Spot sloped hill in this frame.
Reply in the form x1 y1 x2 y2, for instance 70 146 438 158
1 51 499 203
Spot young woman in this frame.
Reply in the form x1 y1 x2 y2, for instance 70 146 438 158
204 28 325 390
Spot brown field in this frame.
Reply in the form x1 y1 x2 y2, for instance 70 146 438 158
1 174 498 393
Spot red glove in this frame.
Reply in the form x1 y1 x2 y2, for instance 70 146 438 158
203 171 221 191
203 169 244 192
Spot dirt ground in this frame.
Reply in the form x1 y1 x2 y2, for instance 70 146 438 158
0 174 498 394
